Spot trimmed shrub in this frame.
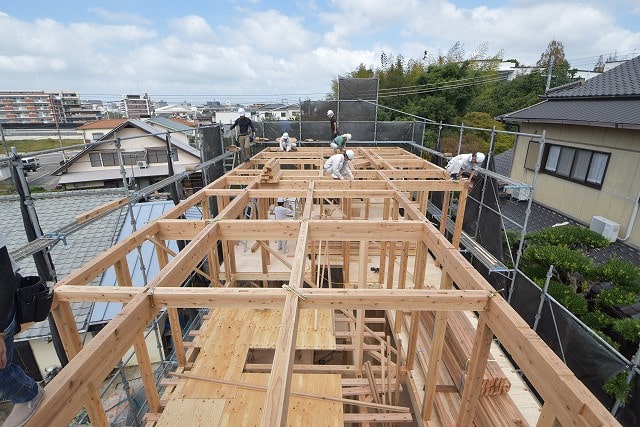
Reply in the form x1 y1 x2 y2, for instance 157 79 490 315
612 318 640 343
603 371 631 405
545 280 588 317
525 225 610 250
593 257 640 292
522 245 594 279
596 287 637 309
580 310 616 331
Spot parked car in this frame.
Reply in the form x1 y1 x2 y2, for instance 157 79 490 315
21 156 40 172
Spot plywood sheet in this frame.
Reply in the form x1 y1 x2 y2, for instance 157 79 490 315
155 398 226 427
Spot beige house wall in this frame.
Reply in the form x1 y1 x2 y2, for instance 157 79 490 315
511 123 640 248
66 127 200 175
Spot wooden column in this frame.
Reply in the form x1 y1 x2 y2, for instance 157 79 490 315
457 313 494 426
133 333 161 413
537 402 559 427
452 186 469 249
406 241 427 369
394 241 410 334
155 239 187 367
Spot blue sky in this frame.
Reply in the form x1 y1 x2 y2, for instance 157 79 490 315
1 0 639 105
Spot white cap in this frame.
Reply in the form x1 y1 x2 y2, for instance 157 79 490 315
238 108 245 116
345 150 355 160
343 133 352 141
282 132 289 139
475 152 485 164
327 110 333 116
277 197 285 203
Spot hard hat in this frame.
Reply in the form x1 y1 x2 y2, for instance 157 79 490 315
282 132 289 139
238 108 245 116
277 197 285 203
345 150 355 160
475 152 486 164
343 133 352 141
327 110 333 116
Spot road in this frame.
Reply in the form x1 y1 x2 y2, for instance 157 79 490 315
25 152 67 190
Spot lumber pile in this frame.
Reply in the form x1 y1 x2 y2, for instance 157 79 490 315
421 311 511 396
408 311 526 426
260 158 282 183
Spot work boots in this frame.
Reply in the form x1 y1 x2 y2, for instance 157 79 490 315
2 385 44 427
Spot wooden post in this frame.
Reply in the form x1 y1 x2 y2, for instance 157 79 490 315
456 313 494 426
133 333 162 413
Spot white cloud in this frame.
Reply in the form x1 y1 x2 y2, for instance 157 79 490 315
168 15 215 39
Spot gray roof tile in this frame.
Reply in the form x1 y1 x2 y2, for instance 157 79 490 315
544 55 640 98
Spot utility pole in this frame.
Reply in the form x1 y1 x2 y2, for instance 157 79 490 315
545 58 555 92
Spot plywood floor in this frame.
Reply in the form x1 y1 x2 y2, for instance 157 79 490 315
158 307 342 426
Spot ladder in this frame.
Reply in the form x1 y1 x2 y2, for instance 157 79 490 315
240 198 258 252
224 145 240 172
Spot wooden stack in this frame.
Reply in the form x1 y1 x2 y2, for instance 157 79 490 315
421 311 511 396
259 158 282 183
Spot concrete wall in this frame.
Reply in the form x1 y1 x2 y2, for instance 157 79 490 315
511 123 640 248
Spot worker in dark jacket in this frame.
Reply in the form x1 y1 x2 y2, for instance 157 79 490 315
0 232 45 427
230 108 256 163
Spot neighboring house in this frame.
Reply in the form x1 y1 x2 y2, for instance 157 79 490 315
53 119 202 192
252 103 300 121
499 55 640 249
154 104 197 119
76 118 127 143
145 116 197 147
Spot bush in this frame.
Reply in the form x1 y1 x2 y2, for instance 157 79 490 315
603 371 631 405
544 280 588 317
520 263 550 282
522 245 594 279
580 310 616 331
525 225 610 250
593 257 640 292
612 318 640 343
596 287 637 309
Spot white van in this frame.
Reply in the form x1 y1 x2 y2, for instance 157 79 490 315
21 157 40 172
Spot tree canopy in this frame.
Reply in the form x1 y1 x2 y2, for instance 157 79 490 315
329 40 581 154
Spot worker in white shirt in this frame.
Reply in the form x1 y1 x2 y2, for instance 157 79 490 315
445 152 485 181
278 132 297 152
324 150 355 181
273 198 294 253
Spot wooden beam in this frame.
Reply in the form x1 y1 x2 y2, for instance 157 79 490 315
30 294 158 426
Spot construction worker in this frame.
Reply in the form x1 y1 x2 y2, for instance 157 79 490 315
273 198 294 253
278 132 297 152
445 152 486 181
327 110 338 140
324 149 355 181
229 108 255 163
1 232 45 427
330 133 351 153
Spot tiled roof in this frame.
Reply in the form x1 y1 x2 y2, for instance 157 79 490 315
498 55 640 129
168 117 196 128
544 55 640 98
499 98 640 129
146 116 195 132
1 189 128 340
75 118 127 130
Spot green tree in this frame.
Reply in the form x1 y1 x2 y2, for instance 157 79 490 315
536 39 577 89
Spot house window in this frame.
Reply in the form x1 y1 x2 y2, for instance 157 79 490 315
91 132 104 141
89 153 102 167
542 144 609 188
147 149 178 164
101 152 117 166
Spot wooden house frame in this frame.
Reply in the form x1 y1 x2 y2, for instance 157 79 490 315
29 146 618 426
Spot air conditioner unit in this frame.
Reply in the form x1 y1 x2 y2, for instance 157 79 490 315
590 216 620 242
137 160 148 169
508 187 530 201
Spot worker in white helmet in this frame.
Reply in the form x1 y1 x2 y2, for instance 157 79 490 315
273 197 294 253
327 109 338 140
324 149 355 180
278 132 297 152
229 108 256 163
445 152 486 181
330 133 351 153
